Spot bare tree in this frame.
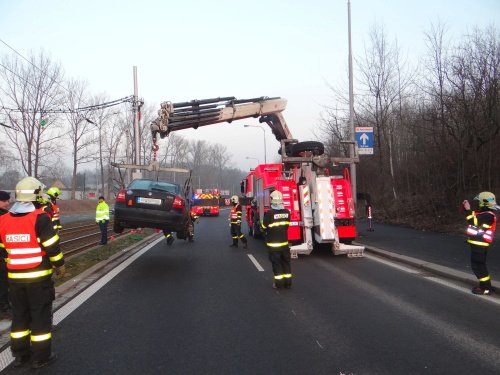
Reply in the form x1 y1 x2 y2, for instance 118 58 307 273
356 24 413 199
64 79 96 198
0 50 65 177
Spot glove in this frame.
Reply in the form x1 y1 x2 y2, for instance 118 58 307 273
55 265 66 279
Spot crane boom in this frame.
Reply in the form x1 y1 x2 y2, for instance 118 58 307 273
150 96 293 143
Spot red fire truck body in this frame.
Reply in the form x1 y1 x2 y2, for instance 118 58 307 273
191 189 220 217
243 162 359 256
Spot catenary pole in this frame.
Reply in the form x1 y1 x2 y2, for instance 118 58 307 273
133 66 141 179
348 0 357 204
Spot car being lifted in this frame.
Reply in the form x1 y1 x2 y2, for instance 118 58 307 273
113 178 193 240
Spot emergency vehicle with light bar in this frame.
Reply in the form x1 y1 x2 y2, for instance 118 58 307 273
150 96 364 257
191 189 220 217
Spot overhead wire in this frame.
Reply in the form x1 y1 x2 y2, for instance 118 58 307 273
0 38 133 115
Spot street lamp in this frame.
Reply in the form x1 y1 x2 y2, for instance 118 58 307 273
244 125 267 164
245 156 260 165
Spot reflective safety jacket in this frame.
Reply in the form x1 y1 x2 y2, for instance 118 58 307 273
0 208 64 283
50 201 62 231
262 207 291 248
96 201 110 223
230 204 243 225
465 209 497 247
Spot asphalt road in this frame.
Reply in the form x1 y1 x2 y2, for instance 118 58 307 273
1 214 500 374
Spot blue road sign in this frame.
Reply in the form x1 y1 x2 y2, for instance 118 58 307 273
355 127 374 155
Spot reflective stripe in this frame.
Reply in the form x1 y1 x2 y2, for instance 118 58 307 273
31 332 52 342
0 243 4 249
283 274 292 278
467 240 489 247
11 330 30 339
42 234 59 247
49 252 63 262
8 247 39 255
274 275 284 280
8 269 53 279
6 256 43 265
268 221 290 228
479 275 491 282
267 242 289 248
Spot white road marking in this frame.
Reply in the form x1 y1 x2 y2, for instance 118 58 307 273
365 253 500 306
248 254 265 271
0 236 163 372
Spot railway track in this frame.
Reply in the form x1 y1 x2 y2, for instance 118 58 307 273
59 221 134 258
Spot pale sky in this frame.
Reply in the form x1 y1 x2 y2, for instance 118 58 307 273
1 0 498 171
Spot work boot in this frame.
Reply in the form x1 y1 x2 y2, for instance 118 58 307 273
243 242 248 250
229 243 238 248
472 286 491 295
31 353 57 369
12 354 30 368
166 236 174 246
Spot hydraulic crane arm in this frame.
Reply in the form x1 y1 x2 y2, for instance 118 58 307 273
150 96 294 144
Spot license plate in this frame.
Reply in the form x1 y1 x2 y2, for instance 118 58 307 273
137 197 162 205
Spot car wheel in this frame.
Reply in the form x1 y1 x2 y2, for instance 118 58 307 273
113 220 124 234
291 141 324 156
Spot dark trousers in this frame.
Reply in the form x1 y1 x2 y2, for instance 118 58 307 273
0 261 9 310
98 221 108 244
470 244 491 289
9 279 55 361
268 247 292 288
230 224 247 246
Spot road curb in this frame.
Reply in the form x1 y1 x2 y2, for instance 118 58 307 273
358 242 500 292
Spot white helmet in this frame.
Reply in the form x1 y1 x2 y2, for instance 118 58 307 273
270 190 283 205
230 195 239 204
475 191 496 208
15 177 45 202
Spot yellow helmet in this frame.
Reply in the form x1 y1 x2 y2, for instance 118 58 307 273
474 191 496 207
230 195 239 204
15 177 45 202
270 190 283 205
47 186 61 199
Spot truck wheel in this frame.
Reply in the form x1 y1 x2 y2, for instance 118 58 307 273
291 141 324 156
113 221 124 234
277 144 294 156
252 222 262 239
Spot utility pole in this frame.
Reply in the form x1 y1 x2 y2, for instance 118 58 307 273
132 66 142 180
348 0 357 204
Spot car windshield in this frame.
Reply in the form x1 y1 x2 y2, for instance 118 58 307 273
128 179 179 194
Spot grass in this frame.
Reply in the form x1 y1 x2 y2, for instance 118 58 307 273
55 228 156 286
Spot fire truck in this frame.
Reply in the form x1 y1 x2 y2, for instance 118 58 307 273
150 96 364 257
191 189 220 217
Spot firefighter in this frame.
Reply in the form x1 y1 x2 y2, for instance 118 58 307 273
229 195 248 249
96 196 110 245
0 177 65 369
262 190 292 289
163 230 175 245
46 187 62 233
462 191 499 295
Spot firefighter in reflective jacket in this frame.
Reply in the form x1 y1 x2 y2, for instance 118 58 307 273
46 187 62 233
262 190 292 289
462 191 499 295
0 177 65 368
229 195 248 249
